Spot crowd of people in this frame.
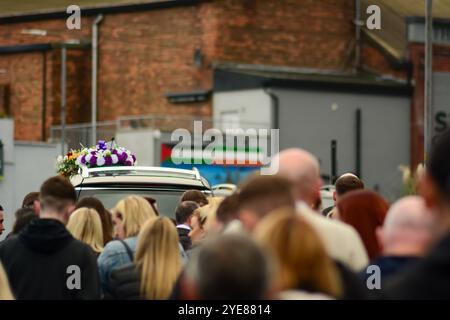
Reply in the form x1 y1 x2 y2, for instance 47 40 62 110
1 128 450 300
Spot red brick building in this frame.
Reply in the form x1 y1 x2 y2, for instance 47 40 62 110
0 0 448 168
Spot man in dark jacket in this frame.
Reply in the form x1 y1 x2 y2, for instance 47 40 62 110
175 201 199 251
384 129 450 299
0 176 101 300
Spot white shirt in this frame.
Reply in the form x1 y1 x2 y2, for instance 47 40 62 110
296 201 369 272
176 224 191 231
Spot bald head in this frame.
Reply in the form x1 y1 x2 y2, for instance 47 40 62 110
335 173 364 200
379 196 435 256
273 148 321 206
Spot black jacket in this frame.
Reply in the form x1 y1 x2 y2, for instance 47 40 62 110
384 233 450 299
0 218 101 300
109 263 142 300
177 227 192 251
359 256 421 284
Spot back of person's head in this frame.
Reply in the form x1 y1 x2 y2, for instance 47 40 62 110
238 175 295 231
135 217 181 299
180 190 208 207
0 262 14 300
144 197 159 216
186 234 270 300
22 192 40 208
216 193 240 225
254 208 342 298
337 190 389 260
175 201 199 225
76 197 113 245
335 173 364 198
113 196 158 238
39 176 76 216
425 129 450 207
380 196 435 256
12 208 38 234
195 198 223 235
272 148 321 205
66 208 104 253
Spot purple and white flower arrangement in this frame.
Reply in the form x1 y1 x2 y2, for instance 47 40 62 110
75 140 137 168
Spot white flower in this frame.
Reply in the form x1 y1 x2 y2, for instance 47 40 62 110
97 156 106 167
57 155 63 163
85 154 92 163
111 154 118 164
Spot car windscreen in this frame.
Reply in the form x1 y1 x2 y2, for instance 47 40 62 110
77 188 186 218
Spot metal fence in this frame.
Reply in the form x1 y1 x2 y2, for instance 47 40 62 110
50 114 271 150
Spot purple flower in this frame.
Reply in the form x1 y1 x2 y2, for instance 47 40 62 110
132 154 136 162
105 156 112 166
112 149 118 155
81 155 86 164
90 156 97 166
98 140 107 150
125 160 132 166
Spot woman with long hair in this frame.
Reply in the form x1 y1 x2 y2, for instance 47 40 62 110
109 217 182 300
76 197 114 245
67 208 104 256
0 262 14 300
98 195 158 296
336 190 389 261
254 208 342 299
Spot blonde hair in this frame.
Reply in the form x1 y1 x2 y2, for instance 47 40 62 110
67 208 104 253
113 196 158 238
254 208 342 298
197 197 224 234
0 262 14 300
135 217 182 300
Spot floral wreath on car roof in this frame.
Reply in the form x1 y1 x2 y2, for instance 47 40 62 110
56 139 136 178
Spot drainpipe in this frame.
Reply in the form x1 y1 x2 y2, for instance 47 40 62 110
91 14 103 146
264 87 279 130
61 46 67 155
354 0 362 73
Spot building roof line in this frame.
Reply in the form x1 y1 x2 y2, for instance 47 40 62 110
0 0 202 24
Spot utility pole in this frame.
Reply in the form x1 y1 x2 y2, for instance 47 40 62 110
424 0 433 161
61 46 67 155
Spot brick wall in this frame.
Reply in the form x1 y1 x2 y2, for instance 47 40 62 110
410 43 450 168
0 0 400 142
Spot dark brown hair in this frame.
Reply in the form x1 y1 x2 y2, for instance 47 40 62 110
335 175 364 197
216 193 240 224
12 208 38 234
39 176 76 212
22 192 40 208
180 190 208 207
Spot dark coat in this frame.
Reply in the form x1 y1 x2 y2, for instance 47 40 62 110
360 256 421 284
109 263 142 300
177 227 192 251
384 233 450 299
0 218 101 300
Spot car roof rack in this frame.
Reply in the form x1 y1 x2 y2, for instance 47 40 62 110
80 165 202 180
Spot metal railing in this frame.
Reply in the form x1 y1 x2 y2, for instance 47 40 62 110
50 114 271 150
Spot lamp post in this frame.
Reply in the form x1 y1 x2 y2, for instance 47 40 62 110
61 45 67 155
424 0 433 161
